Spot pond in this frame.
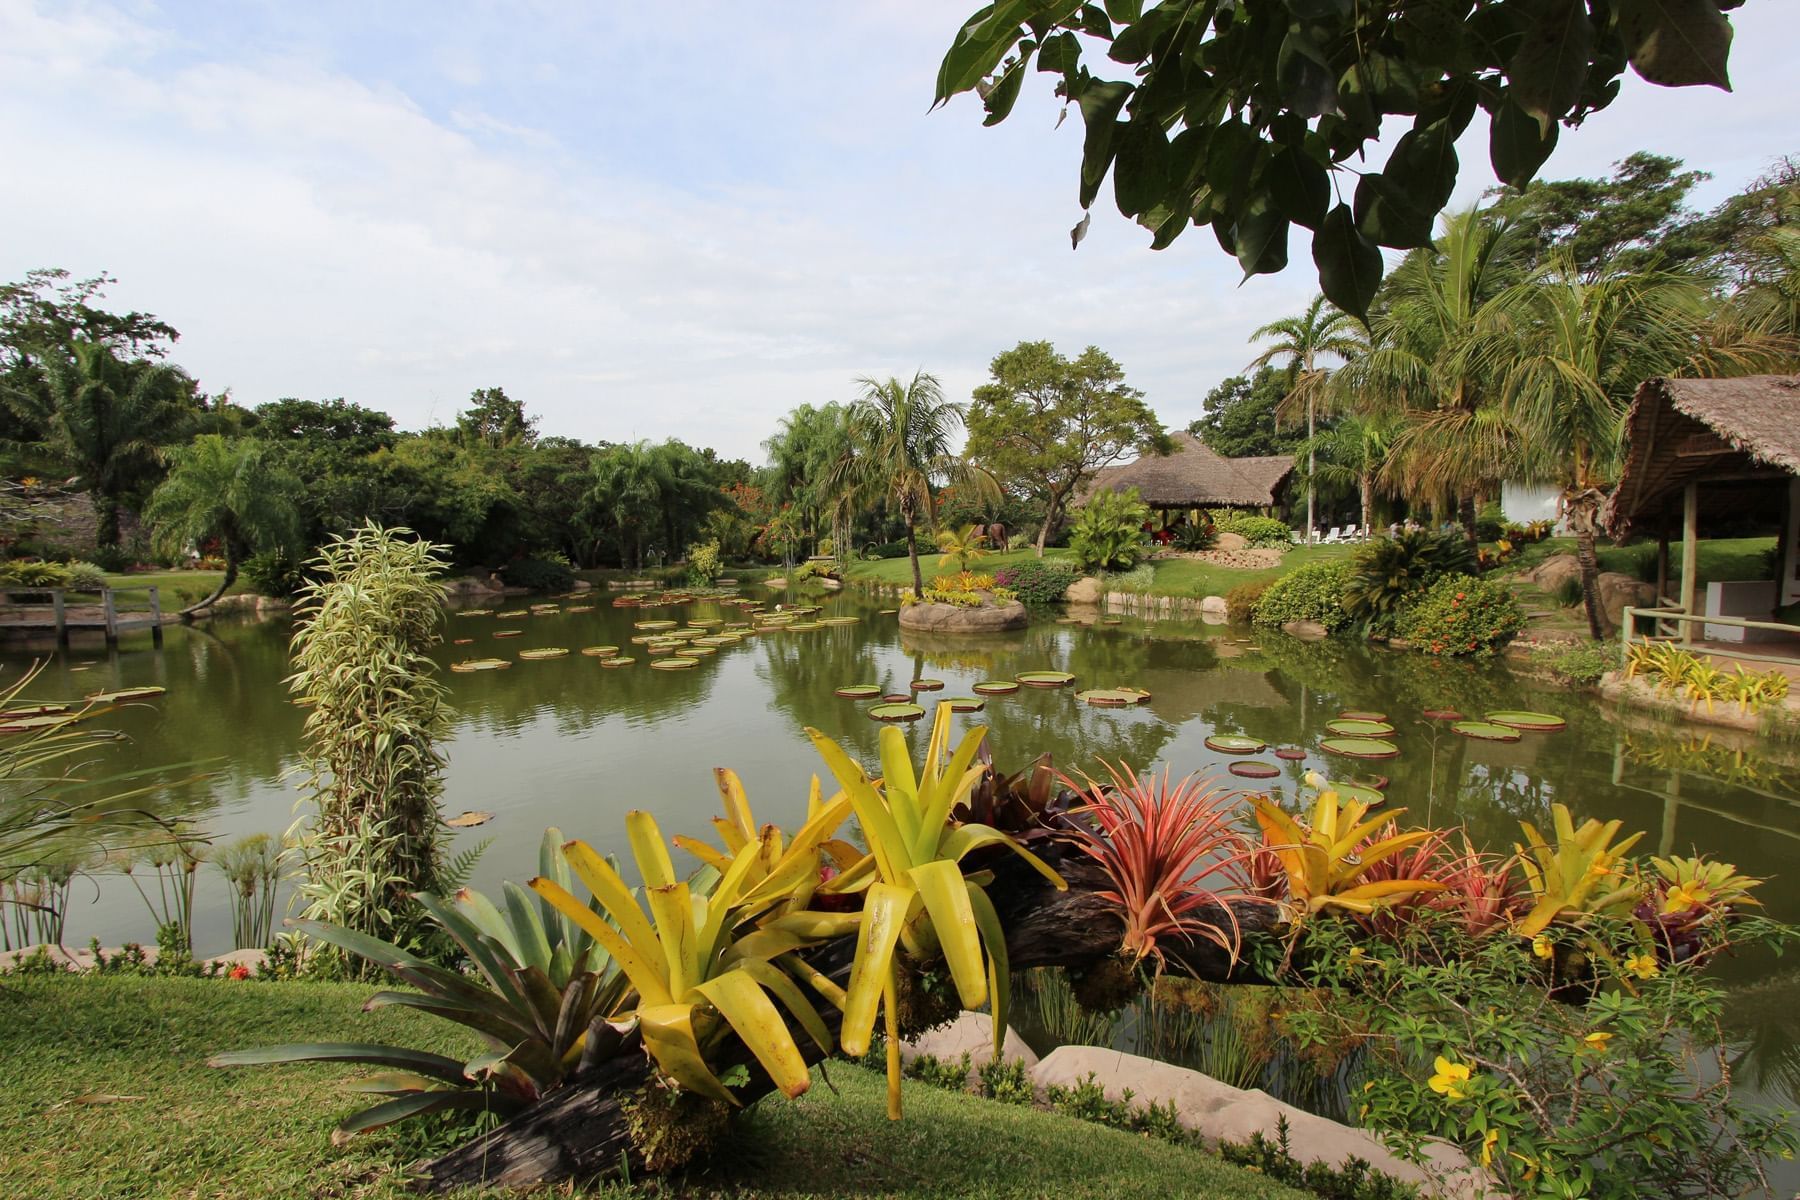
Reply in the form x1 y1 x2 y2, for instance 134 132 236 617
7 584 1798 1176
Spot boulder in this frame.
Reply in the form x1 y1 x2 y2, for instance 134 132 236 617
1215 531 1249 552
443 574 504 600
1528 554 1582 594
1596 572 1656 627
1064 576 1103 605
1030 1047 1492 1199
570 579 594 592
1200 595 1228 616
897 599 1029 634
818 577 843 590
1281 619 1329 641
900 1011 1038 1086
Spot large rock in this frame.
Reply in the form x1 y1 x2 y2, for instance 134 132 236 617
1215 531 1249 552
444 574 505 600
1200 595 1229 616
1281 619 1329 641
1527 554 1582 594
898 599 1029 634
1030 1047 1492 1198
1064 576 1103 605
900 1011 1038 1086
1596 571 1656 627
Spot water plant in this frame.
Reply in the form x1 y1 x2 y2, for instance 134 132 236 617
215 833 285 950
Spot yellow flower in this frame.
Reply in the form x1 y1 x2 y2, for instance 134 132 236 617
1624 951 1660 979
1428 1055 1472 1101
1347 946 1368 967
1531 935 1554 960
1480 1129 1500 1167
1662 882 1707 913
1582 1030 1613 1053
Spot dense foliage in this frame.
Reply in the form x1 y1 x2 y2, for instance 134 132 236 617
1210 512 1293 548
1069 487 1150 573
1393 574 1525 657
1250 560 1352 632
993 558 1077 605
1342 532 1479 635
498 554 575 593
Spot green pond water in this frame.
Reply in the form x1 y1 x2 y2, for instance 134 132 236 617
8 585 1799 1169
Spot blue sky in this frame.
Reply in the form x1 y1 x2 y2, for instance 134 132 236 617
2 1 1795 460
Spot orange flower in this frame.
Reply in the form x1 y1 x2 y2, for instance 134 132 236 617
229 964 252 981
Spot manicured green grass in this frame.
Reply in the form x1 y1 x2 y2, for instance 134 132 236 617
101 570 245 610
842 545 1357 601
0 975 1304 1200
1500 535 1776 588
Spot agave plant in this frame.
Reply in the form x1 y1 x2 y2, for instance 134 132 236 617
1246 784 1447 918
210 829 631 1139
1512 804 1644 938
806 706 1066 1097
1062 764 1251 968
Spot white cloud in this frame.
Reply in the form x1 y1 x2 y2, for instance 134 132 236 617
0 0 1794 460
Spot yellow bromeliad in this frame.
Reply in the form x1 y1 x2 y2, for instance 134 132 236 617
528 799 856 1106
1513 804 1644 938
806 706 1065 1116
1249 789 1446 917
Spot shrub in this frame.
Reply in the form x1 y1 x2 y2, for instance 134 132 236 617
241 550 308 599
863 541 910 560
62 561 107 592
1537 640 1620 686
1069 488 1150 573
1474 500 1506 542
500 554 575 592
0 560 72 593
1212 512 1293 547
1551 575 1583 609
1252 561 1353 632
1101 563 1156 592
684 539 722 587
1171 521 1217 552
1225 579 1272 624
791 559 835 582
1394 573 1525 657
1342 531 1478 634
89 544 135 573
993 558 1077 605
931 570 994 592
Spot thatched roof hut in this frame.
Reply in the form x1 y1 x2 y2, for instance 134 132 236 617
1605 375 1800 536
1085 432 1294 510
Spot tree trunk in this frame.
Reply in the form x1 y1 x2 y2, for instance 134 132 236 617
92 493 122 550
1360 473 1373 538
180 549 238 617
1035 493 1063 559
906 517 923 596
1563 487 1610 640
417 847 1276 1193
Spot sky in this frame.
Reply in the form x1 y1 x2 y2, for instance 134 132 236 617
1 1 1796 462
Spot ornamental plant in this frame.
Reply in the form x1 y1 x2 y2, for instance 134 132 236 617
992 558 1077 605
1068 487 1151 573
1249 560 1353 632
1392 574 1523 657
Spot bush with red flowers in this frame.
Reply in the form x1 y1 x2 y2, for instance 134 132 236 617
1395 573 1525 658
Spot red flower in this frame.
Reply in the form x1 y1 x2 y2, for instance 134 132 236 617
1455 592 1466 600
229 964 252 981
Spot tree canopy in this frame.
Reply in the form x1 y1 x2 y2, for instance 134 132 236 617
934 0 1742 316
1188 367 1307 458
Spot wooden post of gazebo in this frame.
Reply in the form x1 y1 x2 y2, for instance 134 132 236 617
1679 481 1699 645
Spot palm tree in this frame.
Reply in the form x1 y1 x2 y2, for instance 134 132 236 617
144 435 302 614
842 372 997 596
6 341 195 548
1247 296 1363 544
1291 412 1398 537
1486 255 1789 637
1347 207 1530 533
935 523 989 575
586 441 668 569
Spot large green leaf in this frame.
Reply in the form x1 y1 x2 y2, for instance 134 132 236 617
1617 0 1732 89
1266 143 1329 230
1312 203 1383 320
935 1 1066 106
1507 0 1594 131
1489 97 1559 188
1078 81 1134 209
207 1043 469 1084
1235 192 1290 277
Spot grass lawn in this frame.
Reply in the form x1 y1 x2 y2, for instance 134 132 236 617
1500 535 1776 589
841 545 1355 600
0 975 1305 1200
101 570 246 610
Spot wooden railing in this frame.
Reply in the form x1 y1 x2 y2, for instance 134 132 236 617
1620 603 1800 668
0 585 165 647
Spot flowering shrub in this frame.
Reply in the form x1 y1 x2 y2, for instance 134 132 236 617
993 559 1077 605
684 539 722 587
1393 574 1524 657
1250 561 1353 632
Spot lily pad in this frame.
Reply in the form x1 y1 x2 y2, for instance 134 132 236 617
84 687 166 703
599 656 635 668
634 620 677 631
910 679 945 692
785 622 824 631
518 648 570 660
1486 710 1567 732
454 609 493 617
1326 718 1396 737
1339 710 1387 721
1329 782 1386 806
452 637 474 645
650 657 699 670
943 697 986 713
820 616 860 627
1205 735 1266 754
676 646 715 657
1016 670 1076 688
445 811 494 828
451 658 512 673
1274 747 1307 761
1422 708 1464 721
869 702 925 722
883 693 912 704
877 609 897 615
493 630 523 639
972 681 1020 696
0 703 70 718
1451 721 1521 742
0 713 78 732
1229 761 1281 780
1352 774 1390 792
497 609 529 618
687 619 721 628
835 684 882 699
580 645 621 657
1077 688 1133 707
566 605 595 613
1320 737 1401 759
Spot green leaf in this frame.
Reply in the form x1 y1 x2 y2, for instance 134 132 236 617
1204 118 1256 212
207 1043 470 1084
334 1090 513 1140
934 0 1043 107
1507 0 1594 131
1312 203 1383 320
1353 173 1435 250
983 61 1028 126
1235 192 1291 277
1266 143 1329 229
1038 30 1081 75
1276 25 1338 118
1103 0 1142 23
1077 81 1134 209
1489 97 1559 188
1617 0 1733 90
1112 115 1171 217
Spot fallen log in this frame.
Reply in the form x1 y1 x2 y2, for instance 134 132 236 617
417 845 1283 1192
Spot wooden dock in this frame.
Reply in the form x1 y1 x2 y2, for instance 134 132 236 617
0 585 167 647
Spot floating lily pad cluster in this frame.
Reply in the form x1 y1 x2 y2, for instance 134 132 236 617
1451 710 1567 743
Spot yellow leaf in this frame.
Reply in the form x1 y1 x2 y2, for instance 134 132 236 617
626 810 677 890
909 859 988 1011
693 970 812 1099
840 882 914 1057
638 1003 736 1104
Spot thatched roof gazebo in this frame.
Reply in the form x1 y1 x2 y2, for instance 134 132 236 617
1604 375 1800 655
1085 432 1294 513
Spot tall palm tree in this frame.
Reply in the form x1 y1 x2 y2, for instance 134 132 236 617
586 441 669 569
144 435 302 613
841 372 997 596
1347 207 1530 533
1486 255 1789 637
6 340 195 548
1246 295 1363 543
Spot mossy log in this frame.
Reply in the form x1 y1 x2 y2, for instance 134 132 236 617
416 845 1281 1193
